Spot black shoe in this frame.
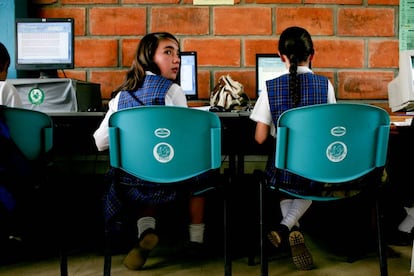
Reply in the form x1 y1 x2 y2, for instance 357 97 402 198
267 224 289 249
182 241 207 261
388 230 413 246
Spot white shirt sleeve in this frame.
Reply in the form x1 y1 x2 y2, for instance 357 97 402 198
0 81 23 108
93 81 188 152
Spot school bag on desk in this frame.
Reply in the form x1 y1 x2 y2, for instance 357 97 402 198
210 75 250 111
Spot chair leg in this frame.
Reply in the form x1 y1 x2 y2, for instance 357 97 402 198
60 248 68 276
375 198 388 276
104 228 111 276
224 174 232 276
259 177 268 276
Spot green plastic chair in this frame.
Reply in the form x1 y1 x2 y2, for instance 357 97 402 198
104 106 222 275
258 103 390 276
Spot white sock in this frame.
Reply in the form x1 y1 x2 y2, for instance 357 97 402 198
281 199 312 231
280 199 300 228
398 207 414 233
280 199 293 218
189 223 205 244
137 216 156 239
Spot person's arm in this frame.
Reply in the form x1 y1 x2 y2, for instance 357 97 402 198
255 121 270 144
93 93 119 151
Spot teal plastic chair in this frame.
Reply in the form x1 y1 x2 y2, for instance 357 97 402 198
258 103 390 276
1 106 53 161
0 106 61 273
104 106 222 275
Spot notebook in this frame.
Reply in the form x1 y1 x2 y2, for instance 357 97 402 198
178 51 198 100
256 53 286 98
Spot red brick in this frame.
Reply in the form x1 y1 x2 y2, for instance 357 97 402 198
124 0 179 3
183 39 241 67
214 7 272 35
197 70 211 99
368 0 398 5
90 70 127 99
306 0 361 4
61 0 116 3
245 39 279 67
151 7 209 35
338 8 394 36
337 71 394 99
57 70 87 81
89 7 146 35
368 40 399 68
276 8 334 35
76 39 118 67
121 39 140 67
313 39 364 68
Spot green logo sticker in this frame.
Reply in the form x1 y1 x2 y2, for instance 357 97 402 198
28 88 45 105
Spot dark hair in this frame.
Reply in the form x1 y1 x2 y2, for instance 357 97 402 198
278 26 314 107
0 42 10 72
112 32 179 96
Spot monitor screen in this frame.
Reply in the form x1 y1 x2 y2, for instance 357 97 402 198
388 50 414 112
178 51 198 100
256 53 286 98
15 18 75 78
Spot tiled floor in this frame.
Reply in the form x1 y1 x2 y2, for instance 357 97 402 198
0 233 412 276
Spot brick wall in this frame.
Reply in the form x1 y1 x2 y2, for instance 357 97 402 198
29 0 399 110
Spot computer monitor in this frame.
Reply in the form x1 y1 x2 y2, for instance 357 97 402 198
178 51 198 100
15 18 75 78
388 50 414 112
256 53 286 98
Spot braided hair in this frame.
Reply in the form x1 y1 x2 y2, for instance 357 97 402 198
278 27 314 107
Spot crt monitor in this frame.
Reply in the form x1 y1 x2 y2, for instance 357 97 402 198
256 53 286 98
15 18 75 78
178 51 198 100
388 50 414 112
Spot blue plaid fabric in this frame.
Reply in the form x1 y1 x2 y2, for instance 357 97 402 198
118 75 171 108
265 73 329 196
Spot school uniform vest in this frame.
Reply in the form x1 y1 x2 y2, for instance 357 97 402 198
265 73 329 195
117 75 173 109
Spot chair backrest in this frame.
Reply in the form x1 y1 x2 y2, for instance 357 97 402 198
275 103 390 184
1 106 53 160
108 106 221 183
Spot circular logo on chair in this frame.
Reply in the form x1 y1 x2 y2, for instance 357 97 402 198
326 141 347 162
28 88 45 105
153 142 174 163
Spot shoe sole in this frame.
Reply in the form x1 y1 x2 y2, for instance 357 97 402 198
289 230 314 270
123 233 159 270
268 231 282 248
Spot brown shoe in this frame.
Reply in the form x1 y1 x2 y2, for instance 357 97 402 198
123 229 159 270
288 230 314 270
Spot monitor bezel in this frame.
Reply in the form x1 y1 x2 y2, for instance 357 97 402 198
178 51 198 101
15 18 75 76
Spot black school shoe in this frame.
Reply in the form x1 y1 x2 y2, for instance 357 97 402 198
267 224 290 249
